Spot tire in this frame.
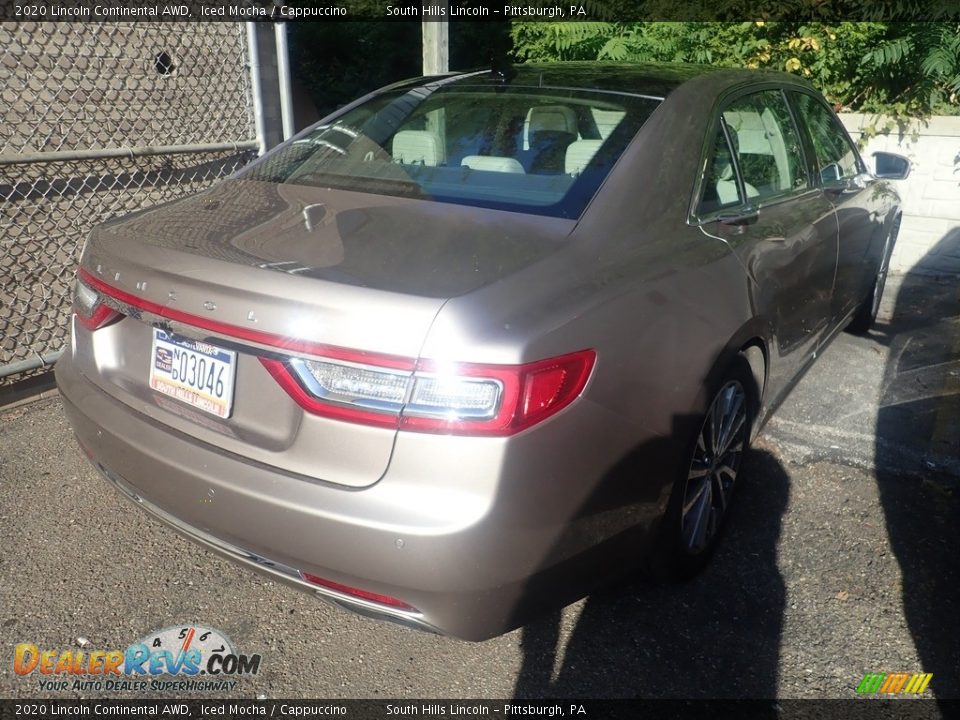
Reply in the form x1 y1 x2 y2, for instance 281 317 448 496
650 354 758 580
848 217 899 335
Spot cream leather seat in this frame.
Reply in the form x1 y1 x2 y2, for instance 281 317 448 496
715 128 759 204
392 130 444 166
716 162 759 204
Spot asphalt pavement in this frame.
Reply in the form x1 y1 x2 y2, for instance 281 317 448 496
1 268 957 701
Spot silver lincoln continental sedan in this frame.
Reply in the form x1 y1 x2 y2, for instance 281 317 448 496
57 63 908 640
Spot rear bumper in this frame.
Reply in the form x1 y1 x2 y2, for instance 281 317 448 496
56 345 671 641
89 455 440 635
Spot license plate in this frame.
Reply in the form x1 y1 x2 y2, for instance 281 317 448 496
149 329 236 418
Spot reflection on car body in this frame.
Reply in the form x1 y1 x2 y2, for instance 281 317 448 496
57 62 908 640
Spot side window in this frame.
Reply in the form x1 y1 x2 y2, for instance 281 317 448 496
789 91 863 184
721 90 809 202
698 124 743 215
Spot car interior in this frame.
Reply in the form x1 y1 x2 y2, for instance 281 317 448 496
273 90 657 213
389 101 627 179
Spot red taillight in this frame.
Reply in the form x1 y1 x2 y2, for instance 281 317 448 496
401 351 596 436
260 357 402 430
271 349 596 437
76 268 596 436
73 274 122 330
299 572 417 612
77 303 122 331
524 365 567 416
523 355 595 426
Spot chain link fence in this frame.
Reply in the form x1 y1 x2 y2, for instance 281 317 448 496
0 22 260 385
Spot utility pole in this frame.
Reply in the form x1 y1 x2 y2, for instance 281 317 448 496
421 2 449 75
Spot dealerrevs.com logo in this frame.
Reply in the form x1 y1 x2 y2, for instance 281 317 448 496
14 624 261 693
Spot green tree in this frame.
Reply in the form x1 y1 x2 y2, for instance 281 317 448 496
510 21 960 116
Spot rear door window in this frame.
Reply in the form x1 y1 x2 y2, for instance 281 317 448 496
721 90 809 202
698 124 743 215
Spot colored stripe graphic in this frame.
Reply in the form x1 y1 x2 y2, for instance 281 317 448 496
856 672 933 695
856 673 886 694
904 673 933 694
880 673 910 694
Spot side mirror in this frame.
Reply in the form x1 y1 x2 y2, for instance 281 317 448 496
820 162 841 183
871 151 912 180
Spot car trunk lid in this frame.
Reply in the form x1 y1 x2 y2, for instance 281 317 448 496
75 179 573 487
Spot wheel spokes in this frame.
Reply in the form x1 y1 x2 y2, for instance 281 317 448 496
684 480 713 552
716 463 738 482
725 440 744 455
713 465 737 512
708 402 721 455
681 379 748 554
718 407 744 457
688 458 710 480
683 477 709 514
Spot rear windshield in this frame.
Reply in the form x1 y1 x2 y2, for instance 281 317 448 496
243 83 661 218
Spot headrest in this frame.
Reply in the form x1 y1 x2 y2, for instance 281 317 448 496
392 130 444 166
461 156 526 174
527 105 578 136
565 139 603 175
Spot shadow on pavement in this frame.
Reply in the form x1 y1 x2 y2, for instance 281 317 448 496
872 235 960 700
513 448 789 699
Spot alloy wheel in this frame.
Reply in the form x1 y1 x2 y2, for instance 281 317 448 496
681 380 748 554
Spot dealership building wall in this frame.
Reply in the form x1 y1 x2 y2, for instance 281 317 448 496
840 113 960 277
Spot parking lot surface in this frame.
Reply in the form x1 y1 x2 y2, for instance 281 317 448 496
1 270 957 701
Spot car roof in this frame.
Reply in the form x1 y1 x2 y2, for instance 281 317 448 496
382 62 815 101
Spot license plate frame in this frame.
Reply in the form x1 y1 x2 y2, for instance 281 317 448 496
149 329 236 419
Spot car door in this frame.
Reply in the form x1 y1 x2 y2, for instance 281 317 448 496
787 90 884 322
693 87 838 398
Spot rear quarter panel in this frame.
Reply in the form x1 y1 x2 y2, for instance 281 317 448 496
414 81 763 572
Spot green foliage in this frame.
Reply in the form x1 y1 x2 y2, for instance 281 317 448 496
510 20 960 118
861 23 960 110
288 17 959 128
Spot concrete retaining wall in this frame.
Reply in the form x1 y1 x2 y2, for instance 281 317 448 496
840 113 960 276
